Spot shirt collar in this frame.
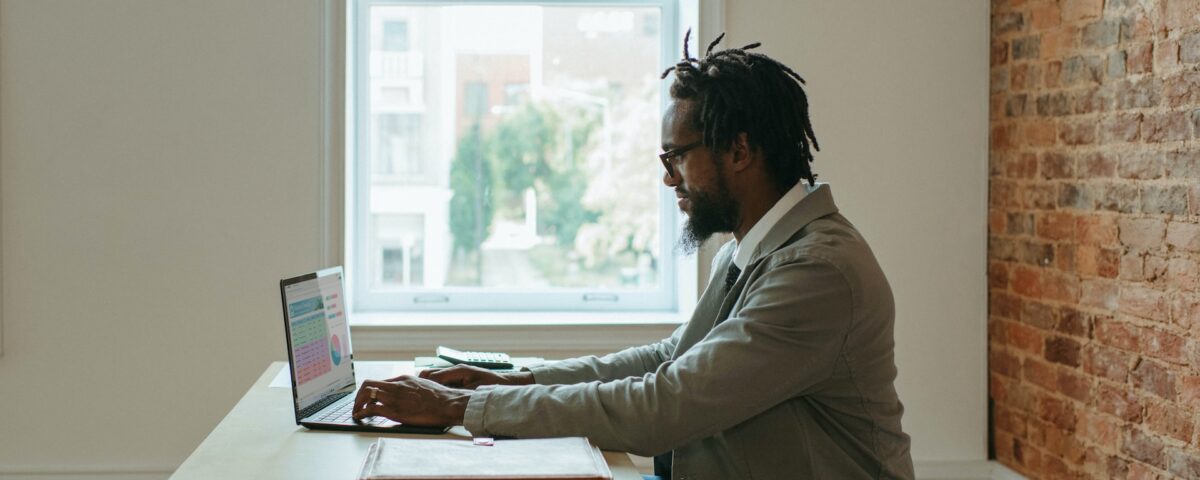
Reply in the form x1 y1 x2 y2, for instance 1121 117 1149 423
732 181 822 269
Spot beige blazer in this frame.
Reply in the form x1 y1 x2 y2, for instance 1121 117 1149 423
464 184 915 480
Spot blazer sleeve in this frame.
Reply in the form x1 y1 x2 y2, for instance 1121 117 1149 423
462 256 853 456
524 324 684 385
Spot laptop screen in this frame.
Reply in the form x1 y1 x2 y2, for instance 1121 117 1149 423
281 267 355 412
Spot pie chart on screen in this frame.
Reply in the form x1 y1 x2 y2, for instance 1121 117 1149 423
330 335 343 366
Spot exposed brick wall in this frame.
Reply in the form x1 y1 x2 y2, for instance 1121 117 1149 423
989 0 1200 478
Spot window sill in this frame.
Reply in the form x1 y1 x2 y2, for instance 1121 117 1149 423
349 311 686 356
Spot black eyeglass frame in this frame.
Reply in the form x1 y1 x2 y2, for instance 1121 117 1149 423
658 141 703 177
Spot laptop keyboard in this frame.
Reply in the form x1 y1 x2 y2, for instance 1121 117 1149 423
312 398 386 425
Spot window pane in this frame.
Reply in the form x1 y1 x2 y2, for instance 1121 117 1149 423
365 4 664 293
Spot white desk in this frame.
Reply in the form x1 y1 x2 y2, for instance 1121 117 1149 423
172 361 642 479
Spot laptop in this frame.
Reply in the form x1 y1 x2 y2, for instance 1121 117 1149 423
279 266 447 434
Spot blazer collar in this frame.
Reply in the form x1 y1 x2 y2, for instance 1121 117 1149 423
742 183 839 267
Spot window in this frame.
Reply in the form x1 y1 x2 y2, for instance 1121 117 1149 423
350 0 688 312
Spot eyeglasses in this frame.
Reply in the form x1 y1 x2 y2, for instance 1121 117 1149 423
658 141 702 177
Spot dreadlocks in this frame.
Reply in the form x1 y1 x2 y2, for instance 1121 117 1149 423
661 30 819 191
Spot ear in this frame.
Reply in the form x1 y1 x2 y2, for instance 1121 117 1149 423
727 132 753 173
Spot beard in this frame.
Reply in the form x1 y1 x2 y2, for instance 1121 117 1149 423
676 175 739 255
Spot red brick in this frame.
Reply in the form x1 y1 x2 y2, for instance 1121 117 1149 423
1099 113 1141 144
1012 63 1041 90
1057 368 1091 402
1165 71 1200 108
1123 428 1166 469
992 39 1010 67
992 291 1022 320
1106 456 1131 479
989 209 1006 235
1155 39 1181 73
991 347 1022 379
1008 321 1044 355
1012 265 1044 298
1024 357 1058 391
1036 212 1075 241
1117 77 1163 109
1119 150 1164 179
1078 152 1117 178
1165 258 1198 290
1039 152 1073 179
1138 327 1187 364
1080 279 1118 310
991 93 1006 122
1055 307 1089 337
1020 184 1058 210
989 261 1009 290
1170 294 1198 330
1058 121 1096 145
1120 252 1144 281
1126 43 1153 74
1062 0 1103 23
1164 0 1200 31
1038 394 1077 432
1146 401 1193 443
1044 59 1063 87
1013 437 1043 472
1044 423 1088 466
1167 448 1200 480
1021 120 1057 147
1165 221 1200 252
1041 269 1080 303
991 179 1016 208
1081 412 1119 452
1075 84 1114 114
1005 152 1038 178
1084 343 1134 382
1076 246 1119 278
1044 335 1081 366
1143 111 1190 143
1119 218 1167 251
1141 184 1190 216
1191 184 1199 215
1021 300 1057 329
1179 375 1200 409
991 124 1014 151
1127 462 1159 480
1076 214 1118 245
1095 316 1139 351
1054 244 1076 272
1096 383 1143 422
1119 284 1169 320
1030 3 1061 31
1165 149 1200 178
1132 359 1177 400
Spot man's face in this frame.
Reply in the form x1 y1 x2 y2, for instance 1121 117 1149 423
661 100 739 254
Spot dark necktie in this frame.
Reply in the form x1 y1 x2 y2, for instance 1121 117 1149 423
725 263 742 291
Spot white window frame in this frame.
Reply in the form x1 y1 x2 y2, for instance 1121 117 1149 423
342 0 703 316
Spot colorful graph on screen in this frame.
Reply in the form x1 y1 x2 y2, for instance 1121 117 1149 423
330 334 343 366
289 297 333 385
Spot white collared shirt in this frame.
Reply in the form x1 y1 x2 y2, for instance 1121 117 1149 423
732 181 824 269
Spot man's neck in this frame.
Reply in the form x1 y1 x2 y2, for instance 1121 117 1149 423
732 187 786 242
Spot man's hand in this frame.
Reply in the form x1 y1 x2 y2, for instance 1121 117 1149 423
418 364 535 389
351 375 472 426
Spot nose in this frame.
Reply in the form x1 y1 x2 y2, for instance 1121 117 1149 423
662 168 679 187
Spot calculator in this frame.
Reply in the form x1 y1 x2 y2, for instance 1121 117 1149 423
435 346 515 370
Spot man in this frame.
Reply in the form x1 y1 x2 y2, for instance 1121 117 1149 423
352 33 914 480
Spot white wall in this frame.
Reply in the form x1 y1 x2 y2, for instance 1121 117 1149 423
0 0 989 477
725 0 991 465
0 0 324 476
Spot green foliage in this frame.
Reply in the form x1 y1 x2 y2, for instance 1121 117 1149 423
448 123 492 254
448 101 602 253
